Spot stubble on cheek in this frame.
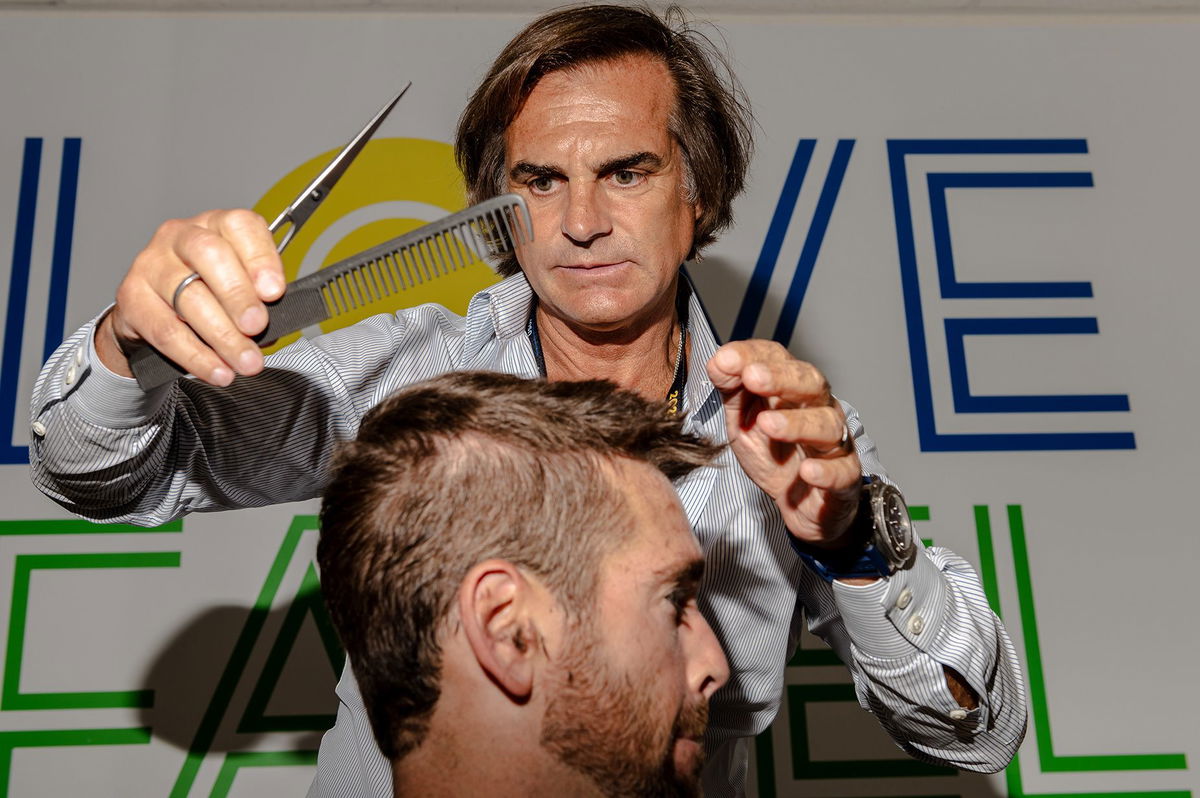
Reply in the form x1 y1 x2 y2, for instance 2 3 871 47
539 633 688 797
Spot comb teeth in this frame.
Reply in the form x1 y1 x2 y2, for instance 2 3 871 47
128 193 532 393
315 197 527 316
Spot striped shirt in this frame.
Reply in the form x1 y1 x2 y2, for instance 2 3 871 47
30 273 1026 797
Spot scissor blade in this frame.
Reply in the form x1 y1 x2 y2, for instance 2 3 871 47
268 83 411 249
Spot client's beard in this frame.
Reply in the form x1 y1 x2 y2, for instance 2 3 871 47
540 631 707 798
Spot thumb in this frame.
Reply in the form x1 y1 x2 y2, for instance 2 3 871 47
706 346 747 394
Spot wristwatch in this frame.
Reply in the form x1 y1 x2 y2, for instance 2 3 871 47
791 476 917 582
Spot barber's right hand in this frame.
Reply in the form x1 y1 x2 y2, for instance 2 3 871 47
97 209 286 387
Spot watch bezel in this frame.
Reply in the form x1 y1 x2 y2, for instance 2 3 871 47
867 480 917 572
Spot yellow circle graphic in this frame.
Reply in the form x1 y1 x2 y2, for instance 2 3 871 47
251 138 501 353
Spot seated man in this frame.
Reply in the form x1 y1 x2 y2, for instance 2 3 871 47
316 370 730 798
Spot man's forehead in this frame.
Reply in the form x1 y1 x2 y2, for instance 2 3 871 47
531 53 673 96
603 525 701 596
614 463 697 551
504 54 677 158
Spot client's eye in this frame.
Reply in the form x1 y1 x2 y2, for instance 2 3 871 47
668 589 691 625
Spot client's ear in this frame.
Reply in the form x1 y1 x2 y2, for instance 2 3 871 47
459 560 539 700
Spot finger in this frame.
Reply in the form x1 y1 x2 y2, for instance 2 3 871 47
118 278 235 386
710 341 831 405
214 209 286 303
706 344 747 392
173 276 264 377
707 346 755 434
758 405 846 448
172 219 267 337
798 451 861 494
740 358 830 406
708 340 790 383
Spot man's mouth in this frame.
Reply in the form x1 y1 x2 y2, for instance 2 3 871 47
675 700 708 741
557 260 629 270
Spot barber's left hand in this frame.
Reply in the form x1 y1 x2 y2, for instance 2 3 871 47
707 340 861 548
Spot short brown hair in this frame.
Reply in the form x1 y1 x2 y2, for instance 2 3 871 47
456 3 753 275
317 371 719 761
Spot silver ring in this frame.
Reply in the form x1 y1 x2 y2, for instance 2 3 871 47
172 272 204 316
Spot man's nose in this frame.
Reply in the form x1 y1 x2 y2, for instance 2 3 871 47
561 181 612 246
687 606 730 701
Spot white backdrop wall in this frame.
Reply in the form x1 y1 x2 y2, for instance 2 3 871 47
0 11 1196 798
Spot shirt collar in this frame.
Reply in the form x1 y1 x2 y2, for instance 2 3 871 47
469 272 535 343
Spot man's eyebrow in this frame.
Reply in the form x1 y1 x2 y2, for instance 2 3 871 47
509 162 565 182
510 152 664 182
597 151 662 175
659 557 705 595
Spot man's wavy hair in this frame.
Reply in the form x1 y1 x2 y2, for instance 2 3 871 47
318 371 720 762
456 3 754 276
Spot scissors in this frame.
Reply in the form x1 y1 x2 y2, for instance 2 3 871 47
267 82 411 253
147 83 410 387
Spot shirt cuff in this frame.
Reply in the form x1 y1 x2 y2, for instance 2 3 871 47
830 544 949 659
60 307 175 429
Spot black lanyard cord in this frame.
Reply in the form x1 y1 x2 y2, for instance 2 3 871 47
526 280 691 414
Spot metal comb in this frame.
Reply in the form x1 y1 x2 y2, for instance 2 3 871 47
129 193 532 390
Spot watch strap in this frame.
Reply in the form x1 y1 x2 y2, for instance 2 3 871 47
792 541 893 582
789 477 893 582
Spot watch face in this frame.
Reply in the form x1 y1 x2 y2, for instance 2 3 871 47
874 483 917 570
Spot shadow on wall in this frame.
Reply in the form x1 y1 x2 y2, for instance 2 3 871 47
138 602 341 755
686 255 745 344
687 254 827 368
132 569 1016 798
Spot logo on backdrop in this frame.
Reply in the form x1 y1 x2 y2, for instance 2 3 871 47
734 138 1134 453
1 137 80 466
249 137 501 354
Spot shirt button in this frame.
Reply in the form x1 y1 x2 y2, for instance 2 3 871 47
65 365 77 386
949 708 969 721
907 614 925 635
896 588 913 610
31 421 46 437
74 347 83 366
